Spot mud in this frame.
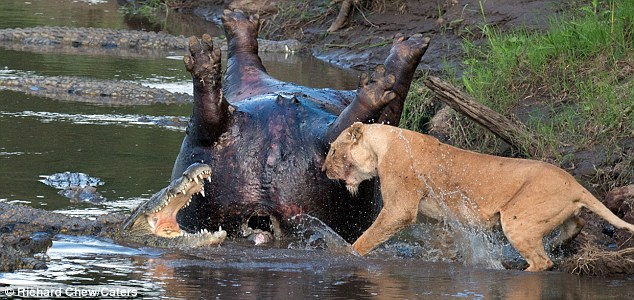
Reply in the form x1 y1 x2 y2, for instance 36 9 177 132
208 0 561 73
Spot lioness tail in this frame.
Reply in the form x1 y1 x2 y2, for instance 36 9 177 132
581 193 634 233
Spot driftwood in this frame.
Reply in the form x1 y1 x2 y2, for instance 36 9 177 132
424 76 540 155
328 0 355 32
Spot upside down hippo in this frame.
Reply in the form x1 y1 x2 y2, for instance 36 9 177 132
170 10 429 243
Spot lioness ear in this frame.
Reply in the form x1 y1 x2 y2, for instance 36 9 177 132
348 122 364 143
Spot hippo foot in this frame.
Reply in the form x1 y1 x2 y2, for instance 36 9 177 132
355 34 430 111
222 9 260 53
355 33 430 124
356 65 398 110
390 33 431 66
184 34 221 88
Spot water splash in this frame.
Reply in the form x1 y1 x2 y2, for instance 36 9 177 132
287 214 352 253
417 176 506 269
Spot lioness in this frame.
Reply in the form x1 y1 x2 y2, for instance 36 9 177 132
322 122 634 271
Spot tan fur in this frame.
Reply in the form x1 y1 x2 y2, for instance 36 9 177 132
322 123 634 272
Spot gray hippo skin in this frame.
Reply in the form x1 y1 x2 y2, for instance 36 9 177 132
174 10 430 242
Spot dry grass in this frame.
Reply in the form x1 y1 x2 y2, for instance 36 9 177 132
560 242 634 276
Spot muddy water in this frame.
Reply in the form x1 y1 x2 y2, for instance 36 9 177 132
1 0 634 299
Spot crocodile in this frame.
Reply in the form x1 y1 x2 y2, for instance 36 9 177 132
0 163 226 272
0 74 193 105
39 171 106 203
0 26 301 53
121 163 227 245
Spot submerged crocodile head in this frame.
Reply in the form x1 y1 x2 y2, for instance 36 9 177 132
121 163 226 248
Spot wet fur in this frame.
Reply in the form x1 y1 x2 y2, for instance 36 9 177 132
323 123 634 272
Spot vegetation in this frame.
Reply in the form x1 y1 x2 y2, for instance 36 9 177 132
261 1 334 39
120 0 196 19
402 0 633 193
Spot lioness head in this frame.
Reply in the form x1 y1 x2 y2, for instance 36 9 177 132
322 122 378 195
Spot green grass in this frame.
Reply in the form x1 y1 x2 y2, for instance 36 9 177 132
402 0 634 190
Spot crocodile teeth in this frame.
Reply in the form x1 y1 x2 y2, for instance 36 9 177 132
207 177 212 183
194 177 199 184
219 226 222 232
200 188 205 197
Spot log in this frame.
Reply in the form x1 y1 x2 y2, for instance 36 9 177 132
424 76 539 155
327 0 354 33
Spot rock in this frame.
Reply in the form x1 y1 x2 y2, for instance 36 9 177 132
605 184 634 222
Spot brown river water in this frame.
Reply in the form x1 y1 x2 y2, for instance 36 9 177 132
0 0 633 299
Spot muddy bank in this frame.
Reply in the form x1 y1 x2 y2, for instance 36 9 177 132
311 0 560 73
192 0 560 73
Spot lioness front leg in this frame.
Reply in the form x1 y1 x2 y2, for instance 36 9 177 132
353 207 416 255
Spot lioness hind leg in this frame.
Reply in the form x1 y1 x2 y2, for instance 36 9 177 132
505 233 554 272
550 215 585 249
501 214 554 272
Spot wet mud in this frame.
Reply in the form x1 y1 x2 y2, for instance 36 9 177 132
208 0 561 73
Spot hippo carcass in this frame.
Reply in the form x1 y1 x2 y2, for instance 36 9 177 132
173 10 430 243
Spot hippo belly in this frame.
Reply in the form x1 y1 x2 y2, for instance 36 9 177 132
175 95 377 241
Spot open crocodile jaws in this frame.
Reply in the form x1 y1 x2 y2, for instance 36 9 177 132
122 163 226 247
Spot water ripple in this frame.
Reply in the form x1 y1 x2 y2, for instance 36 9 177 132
0 110 187 131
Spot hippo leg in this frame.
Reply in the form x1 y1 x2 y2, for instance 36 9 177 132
183 34 231 146
172 34 230 178
222 10 282 101
326 35 430 142
376 34 430 125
